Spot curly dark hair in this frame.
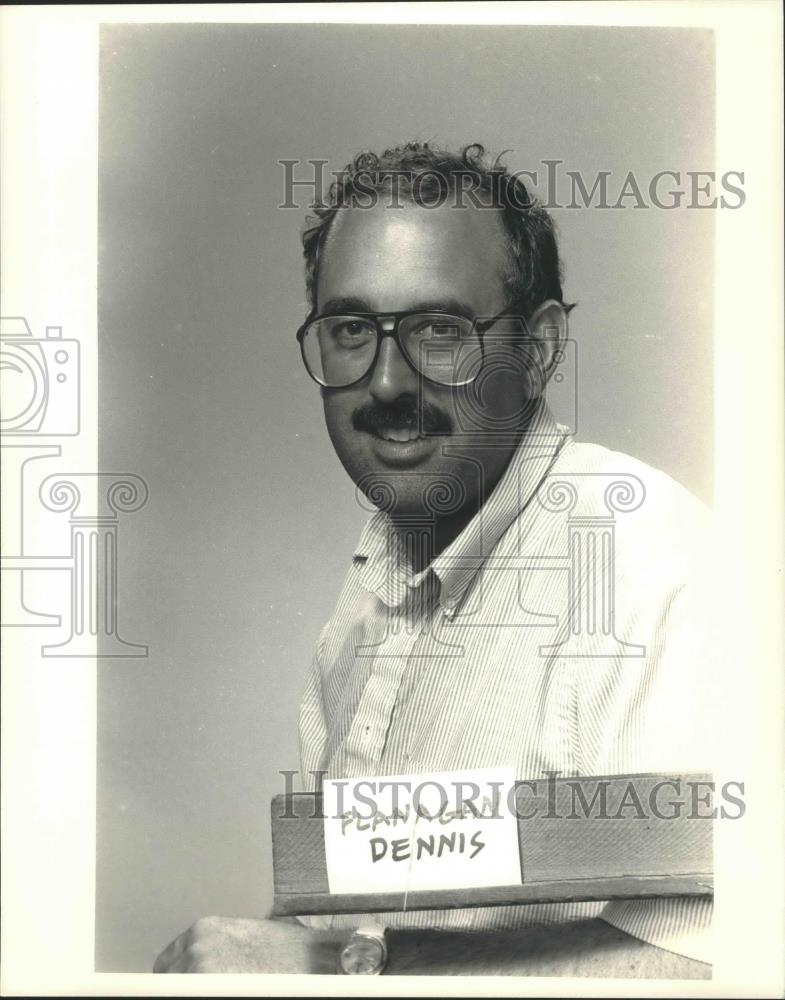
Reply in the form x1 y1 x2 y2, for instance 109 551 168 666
302 141 572 322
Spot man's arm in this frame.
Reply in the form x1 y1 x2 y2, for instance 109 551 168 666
154 914 710 977
153 916 345 974
385 918 711 978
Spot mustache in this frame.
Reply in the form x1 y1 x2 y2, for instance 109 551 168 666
352 398 453 436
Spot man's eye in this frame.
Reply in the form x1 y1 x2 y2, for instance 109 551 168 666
332 322 373 347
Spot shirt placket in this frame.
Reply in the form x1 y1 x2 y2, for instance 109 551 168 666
338 578 434 777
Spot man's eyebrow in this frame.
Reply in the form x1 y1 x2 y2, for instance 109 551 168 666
319 297 374 314
318 297 479 317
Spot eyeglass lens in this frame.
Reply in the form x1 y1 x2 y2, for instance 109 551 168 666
300 314 484 387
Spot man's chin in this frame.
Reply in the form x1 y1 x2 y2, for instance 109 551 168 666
354 466 472 523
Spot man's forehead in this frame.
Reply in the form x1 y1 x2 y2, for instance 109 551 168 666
316 199 508 312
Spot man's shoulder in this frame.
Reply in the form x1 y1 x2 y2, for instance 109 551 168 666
554 436 708 518
549 437 711 572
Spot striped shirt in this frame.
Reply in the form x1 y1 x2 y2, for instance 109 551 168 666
297 401 716 963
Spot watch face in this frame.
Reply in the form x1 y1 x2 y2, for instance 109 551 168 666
339 933 387 975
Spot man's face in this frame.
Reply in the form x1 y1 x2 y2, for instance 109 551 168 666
315 199 542 520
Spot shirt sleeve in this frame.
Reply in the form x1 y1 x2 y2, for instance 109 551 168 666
297 639 329 792
597 524 721 964
294 638 336 931
600 896 712 964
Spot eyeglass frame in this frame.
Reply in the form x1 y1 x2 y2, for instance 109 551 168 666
295 308 525 389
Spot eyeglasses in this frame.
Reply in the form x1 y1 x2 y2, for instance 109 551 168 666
296 309 509 389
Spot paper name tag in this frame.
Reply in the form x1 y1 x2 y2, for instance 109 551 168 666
323 768 522 895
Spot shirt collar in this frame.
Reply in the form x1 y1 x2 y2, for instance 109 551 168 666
353 400 569 612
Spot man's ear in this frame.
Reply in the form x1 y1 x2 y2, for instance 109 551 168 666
525 300 569 381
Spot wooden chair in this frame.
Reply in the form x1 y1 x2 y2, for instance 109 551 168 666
272 771 713 918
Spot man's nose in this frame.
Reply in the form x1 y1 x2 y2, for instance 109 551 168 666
368 333 419 402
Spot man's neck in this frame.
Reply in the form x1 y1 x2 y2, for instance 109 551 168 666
387 402 546 574
388 508 475 575
389 456 516 575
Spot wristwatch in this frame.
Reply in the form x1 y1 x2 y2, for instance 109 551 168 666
338 922 389 975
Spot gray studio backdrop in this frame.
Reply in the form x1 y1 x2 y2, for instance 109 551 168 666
98 23 714 970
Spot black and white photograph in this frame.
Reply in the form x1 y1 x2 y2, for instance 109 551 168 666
1 3 783 995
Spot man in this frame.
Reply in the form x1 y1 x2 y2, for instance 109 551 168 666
155 143 716 976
